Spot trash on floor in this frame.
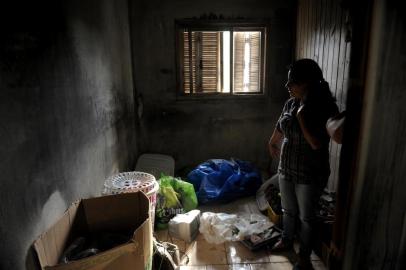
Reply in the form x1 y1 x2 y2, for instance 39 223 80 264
256 174 282 227
199 212 272 244
256 174 279 212
168 209 201 242
241 225 282 251
317 190 336 224
187 159 262 204
155 175 198 229
152 238 180 270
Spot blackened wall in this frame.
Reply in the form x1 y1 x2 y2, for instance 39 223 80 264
130 0 296 173
0 0 137 268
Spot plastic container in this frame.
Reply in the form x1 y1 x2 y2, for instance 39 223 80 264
146 181 159 226
103 171 159 227
267 206 281 226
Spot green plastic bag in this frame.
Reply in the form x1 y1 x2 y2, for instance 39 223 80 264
155 175 198 229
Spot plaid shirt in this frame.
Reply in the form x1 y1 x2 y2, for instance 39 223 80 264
276 98 337 185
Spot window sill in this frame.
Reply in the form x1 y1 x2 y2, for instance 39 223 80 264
176 92 268 101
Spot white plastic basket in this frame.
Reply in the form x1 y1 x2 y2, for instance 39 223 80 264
146 181 159 226
103 171 156 195
103 171 159 226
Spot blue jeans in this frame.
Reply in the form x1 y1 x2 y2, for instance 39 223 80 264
279 174 323 257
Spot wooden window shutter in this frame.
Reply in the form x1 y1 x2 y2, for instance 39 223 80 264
233 32 245 92
183 31 193 93
183 31 220 93
233 31 261 93
200 32 220 92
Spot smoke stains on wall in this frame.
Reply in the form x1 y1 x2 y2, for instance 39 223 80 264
0 0 136 269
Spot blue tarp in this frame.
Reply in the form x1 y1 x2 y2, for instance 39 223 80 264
187 159 262 204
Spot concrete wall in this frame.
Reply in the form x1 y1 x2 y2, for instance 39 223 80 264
130 0 296 174
0 0 136 268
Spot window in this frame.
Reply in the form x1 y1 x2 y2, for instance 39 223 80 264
176 21 267 96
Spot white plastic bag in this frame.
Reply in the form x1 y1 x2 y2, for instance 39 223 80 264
199 212 272 244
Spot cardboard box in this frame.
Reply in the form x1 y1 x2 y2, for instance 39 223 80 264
34 192 152 270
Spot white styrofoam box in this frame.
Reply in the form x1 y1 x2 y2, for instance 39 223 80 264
168 209 201 242
135 153 175 179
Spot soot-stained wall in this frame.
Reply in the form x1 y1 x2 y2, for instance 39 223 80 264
0 0 136 268
130 0 295 173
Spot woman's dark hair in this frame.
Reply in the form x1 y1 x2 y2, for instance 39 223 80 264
289 58 335 104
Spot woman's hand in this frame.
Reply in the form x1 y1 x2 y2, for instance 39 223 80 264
296 104 322 150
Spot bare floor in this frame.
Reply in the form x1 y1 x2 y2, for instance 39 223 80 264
154 196 327 270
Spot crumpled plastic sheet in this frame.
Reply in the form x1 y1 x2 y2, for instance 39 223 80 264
199 212 273 244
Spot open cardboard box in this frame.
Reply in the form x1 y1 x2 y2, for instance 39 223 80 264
34 192 152 270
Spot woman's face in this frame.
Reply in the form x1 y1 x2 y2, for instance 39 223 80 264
285 70 307 99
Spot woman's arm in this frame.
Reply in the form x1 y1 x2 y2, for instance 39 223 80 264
268 127 283 158
296 104 323 150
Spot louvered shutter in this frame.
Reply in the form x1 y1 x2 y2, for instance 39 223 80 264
233 32 245 92
183 31 220 93
233 31 261 93
183 31 191 93
200 32 220 92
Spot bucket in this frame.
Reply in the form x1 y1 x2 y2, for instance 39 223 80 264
103 171 159 227
103 171 156 195
145 181 159 227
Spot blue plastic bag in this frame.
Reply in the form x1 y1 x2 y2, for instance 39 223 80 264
187 159 262 204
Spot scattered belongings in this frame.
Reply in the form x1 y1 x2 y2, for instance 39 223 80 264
187 159 262 204
317 190 336 224
168 210 201 242
256 174 279 212
155 175 198 229
199 212 272 245
256 174 282 227
152 238 180 270
241 226 282 251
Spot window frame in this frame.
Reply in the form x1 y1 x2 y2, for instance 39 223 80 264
175 19 269 99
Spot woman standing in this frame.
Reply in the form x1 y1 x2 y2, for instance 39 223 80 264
268 59 338 270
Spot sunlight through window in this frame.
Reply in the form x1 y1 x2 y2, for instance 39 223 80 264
243 32 251 92
222 31 230 93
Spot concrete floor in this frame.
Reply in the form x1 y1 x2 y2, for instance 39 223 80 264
153 197 327 270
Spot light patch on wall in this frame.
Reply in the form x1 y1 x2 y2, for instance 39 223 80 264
69 18 113 96
21 191 67 270
38 191 67 231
